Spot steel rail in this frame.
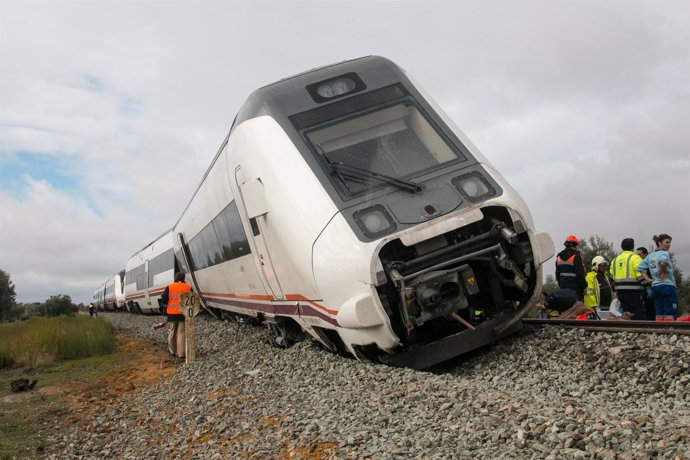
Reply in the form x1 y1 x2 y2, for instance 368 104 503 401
522 318 690 336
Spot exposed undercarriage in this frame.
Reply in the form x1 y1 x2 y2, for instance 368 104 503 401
376 206 537 359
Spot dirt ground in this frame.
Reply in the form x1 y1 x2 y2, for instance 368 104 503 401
61 335 179 424
2 334 337 459
0 334 179 459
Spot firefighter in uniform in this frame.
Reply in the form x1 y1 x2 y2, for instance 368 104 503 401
545 235 587 317
160 272 192 358
584 256 614 310
610 238 646 320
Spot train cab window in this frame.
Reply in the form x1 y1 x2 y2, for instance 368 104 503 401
302 99 464 198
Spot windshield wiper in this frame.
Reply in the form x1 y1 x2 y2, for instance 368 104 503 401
326 160 422 193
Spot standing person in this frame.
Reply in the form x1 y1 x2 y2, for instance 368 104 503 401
610 238 646 320
160 272 192 358
636 246 656 321
638 234 678 322
88 303 96 318
555 234 587 301
584 256 614 311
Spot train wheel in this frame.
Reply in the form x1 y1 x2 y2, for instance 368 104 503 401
267 318 305 348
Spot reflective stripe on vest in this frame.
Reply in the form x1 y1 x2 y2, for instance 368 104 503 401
556 254 577 277
167 282 192 315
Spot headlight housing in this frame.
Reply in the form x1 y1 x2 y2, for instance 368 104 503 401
353 205 397 239
452 172 496 202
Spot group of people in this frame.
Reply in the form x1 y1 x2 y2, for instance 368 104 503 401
543 233 680 321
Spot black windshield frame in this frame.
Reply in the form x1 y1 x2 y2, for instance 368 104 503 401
294 85 468 200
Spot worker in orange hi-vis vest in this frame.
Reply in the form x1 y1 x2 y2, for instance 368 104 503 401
160 272 192 358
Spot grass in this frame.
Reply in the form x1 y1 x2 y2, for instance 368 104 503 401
0 315 114 368
0 349 126 459
0 315 117 458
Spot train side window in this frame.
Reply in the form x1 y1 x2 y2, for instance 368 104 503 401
213 212 235 262
136 273 146 290
187 201 252 270
148 249 174 287
222 201 251 258
188 234 208 270
127 264 144 289
200 224 223 267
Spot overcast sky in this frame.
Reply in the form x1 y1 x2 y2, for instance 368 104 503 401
1 0 688 305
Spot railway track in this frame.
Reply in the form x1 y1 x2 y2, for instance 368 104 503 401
522 318 690 336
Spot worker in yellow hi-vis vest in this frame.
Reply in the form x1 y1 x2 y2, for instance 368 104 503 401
610 238 645 320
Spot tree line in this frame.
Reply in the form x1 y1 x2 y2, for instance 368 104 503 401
0 269 81 322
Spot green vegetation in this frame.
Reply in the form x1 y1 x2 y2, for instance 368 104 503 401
0 349 126 459
0 316 114 368
0 270 16 322
0 315 117 458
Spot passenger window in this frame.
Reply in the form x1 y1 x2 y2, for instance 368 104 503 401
187 200 251 270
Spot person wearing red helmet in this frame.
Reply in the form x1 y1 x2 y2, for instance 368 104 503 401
555 234 587 301
544 235 588 316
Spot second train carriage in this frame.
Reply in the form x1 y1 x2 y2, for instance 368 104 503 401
124 230 177 314
102 270 126 311
92 284 105 311
172 56 554 368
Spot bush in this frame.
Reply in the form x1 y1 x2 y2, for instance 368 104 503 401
0 315 114 368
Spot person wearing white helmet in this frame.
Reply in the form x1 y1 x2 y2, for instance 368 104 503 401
584 255 615 311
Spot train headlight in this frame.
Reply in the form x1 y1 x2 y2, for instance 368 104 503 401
452 172 495 202
307 73 366 103
353 205 397 239
317 78 356 98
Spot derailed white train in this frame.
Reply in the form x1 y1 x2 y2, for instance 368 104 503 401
170 56 554 368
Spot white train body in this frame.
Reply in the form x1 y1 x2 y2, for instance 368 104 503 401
102 270 126 311
173 56 554 368
92 283 105 311
125 230 176 314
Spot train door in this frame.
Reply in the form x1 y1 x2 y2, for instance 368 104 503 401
144 259 151 307
234 166 284 300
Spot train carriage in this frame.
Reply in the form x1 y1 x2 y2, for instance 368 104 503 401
173 56 554 368
125 230 176 314
92 283 106 311
103 270 126 311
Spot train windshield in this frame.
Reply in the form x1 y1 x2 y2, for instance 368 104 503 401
303 100 464 197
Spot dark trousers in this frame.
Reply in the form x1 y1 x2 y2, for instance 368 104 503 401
643 295 656 321
617 290 646 320
546 288 578 313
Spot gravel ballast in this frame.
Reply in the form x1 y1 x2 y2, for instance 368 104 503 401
47 312 690 459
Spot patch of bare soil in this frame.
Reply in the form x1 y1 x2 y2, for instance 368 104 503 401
61 334 180 425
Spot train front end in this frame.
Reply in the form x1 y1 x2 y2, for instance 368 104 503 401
248 56 554 368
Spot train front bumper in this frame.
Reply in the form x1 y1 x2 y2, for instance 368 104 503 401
378 310 523 369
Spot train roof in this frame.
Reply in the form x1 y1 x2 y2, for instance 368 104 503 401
234 55 403 129
173 56 407 228
128 228 173 259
